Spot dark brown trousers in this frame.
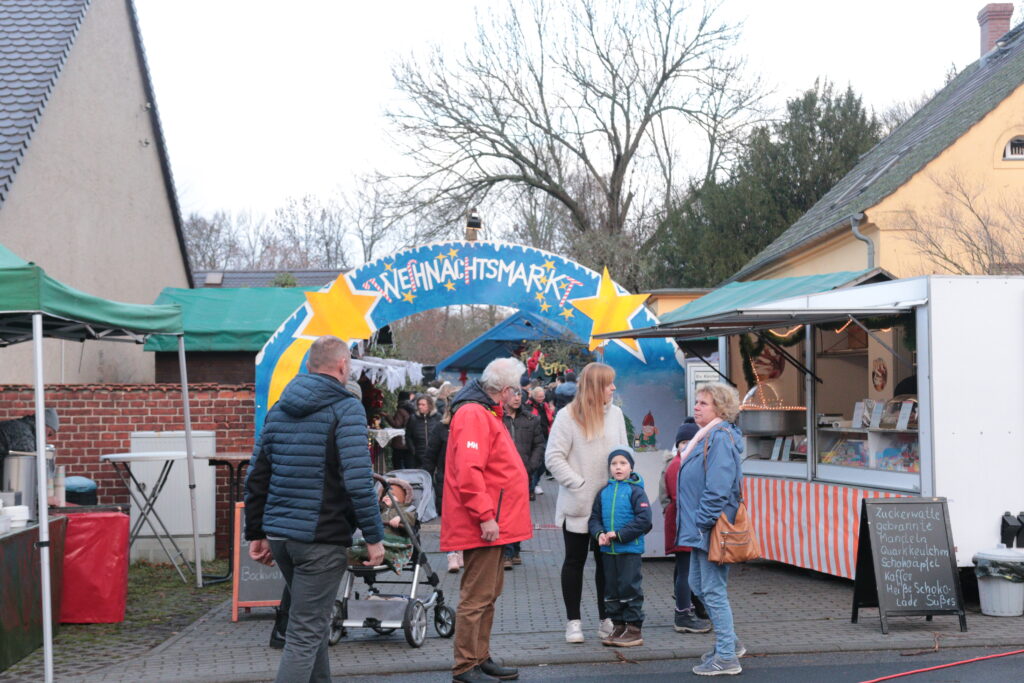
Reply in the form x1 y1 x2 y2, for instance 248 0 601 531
453 545 505 675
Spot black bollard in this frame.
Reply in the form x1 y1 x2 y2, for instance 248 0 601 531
1000 511 1021 547
1017 512 1024 548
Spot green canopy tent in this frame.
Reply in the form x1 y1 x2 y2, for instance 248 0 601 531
0 243 195 682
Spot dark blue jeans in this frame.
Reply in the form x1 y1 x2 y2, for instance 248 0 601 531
674 550 693 611
601 553 644 625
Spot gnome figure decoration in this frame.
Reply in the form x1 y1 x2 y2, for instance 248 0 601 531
634 411 658 451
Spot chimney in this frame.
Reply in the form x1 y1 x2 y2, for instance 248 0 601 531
978 3 1014 56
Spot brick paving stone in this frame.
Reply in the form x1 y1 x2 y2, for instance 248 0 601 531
31 478 1024 682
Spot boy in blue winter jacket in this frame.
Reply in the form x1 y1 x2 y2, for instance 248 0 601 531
588 445 653 647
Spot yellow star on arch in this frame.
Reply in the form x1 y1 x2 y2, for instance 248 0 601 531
559 307 574 319
539 302 551 312
402 291 417 303
539 275 548 285
434 252 447 261
444 281 456 291
534 291 546 302
384 262 394 271
447 248 459 258
302 276 379 342
568 267 649 352
543 260 555 270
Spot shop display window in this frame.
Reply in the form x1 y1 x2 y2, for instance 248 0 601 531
815 398 920 491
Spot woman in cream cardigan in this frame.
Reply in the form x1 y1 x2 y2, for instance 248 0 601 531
544 362 627 644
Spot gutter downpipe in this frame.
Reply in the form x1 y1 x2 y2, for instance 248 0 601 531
849 213 874 269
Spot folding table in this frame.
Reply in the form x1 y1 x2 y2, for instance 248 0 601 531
100 451 193 582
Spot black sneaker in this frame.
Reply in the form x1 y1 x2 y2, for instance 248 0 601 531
674 608 711 633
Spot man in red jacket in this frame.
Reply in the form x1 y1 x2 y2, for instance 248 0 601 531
442 357 532 682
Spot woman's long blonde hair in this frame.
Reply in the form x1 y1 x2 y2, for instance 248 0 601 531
569 362 615 440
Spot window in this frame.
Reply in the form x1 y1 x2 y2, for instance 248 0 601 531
1004 136 1024 159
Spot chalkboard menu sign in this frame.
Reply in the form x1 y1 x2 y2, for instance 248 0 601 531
231 503 286 621
851 497 966 633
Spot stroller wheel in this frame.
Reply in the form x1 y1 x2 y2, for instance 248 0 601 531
328 600 345 646
403 599 428 648
434 604 455 638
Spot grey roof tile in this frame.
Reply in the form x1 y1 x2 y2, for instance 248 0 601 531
731 23 1024 282
0 0 88 207
193 269 349 288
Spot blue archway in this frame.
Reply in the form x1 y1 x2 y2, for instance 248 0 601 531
255 241 686 449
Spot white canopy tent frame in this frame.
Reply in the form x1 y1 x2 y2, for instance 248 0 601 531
14 319 201 683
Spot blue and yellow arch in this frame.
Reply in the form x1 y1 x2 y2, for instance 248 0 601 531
255 241 686 448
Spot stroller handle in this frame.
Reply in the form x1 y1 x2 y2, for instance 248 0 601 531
372 473 389 485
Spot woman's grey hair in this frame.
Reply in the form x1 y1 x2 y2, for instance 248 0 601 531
480 357 527 395
697 382 741 423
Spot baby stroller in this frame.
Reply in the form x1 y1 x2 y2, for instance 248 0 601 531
328 472 454 648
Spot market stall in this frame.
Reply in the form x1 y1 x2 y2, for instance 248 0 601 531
600 275 1024 579
0 243 191 681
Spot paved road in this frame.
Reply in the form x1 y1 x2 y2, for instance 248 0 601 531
335 646 1024 682
44 478 1024 682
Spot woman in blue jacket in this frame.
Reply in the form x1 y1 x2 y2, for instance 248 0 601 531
676 383 745 676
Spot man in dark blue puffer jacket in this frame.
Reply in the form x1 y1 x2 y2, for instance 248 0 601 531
245 335 384 683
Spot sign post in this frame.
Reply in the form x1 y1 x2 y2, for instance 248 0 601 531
851 497 966 634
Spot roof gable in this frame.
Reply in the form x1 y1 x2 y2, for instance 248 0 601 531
0 0 88 204
731 22 1024 282
0 0 193 286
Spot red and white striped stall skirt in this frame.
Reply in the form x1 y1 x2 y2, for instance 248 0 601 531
742 477 903 579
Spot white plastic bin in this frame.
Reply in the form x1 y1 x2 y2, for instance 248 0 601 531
973 546 1024 617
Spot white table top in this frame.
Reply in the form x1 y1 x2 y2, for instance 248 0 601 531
100 451 189 463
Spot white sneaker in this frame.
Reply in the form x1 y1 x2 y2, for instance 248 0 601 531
534 484 544 495
597 617 614 639
565 619 584 643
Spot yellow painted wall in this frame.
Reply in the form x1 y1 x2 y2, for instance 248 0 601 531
748 81 1024 281
645 291 709 316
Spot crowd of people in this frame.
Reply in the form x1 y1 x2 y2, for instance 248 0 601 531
245 336 748 682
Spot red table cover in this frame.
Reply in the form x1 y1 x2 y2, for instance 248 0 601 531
59 511 129 623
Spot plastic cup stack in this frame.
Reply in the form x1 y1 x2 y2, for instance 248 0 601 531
6 505 30 529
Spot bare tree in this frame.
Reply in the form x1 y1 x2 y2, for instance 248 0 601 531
269 194 350 269
901 170 1024 275
183 211 238 270
341 175 425 264
387 0 766 286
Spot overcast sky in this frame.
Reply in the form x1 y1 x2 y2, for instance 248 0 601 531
134 1 1010 219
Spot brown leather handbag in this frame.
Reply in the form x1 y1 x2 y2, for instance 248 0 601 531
703 428 762 564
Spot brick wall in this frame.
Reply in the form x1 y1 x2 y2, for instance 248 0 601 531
0 383 255 558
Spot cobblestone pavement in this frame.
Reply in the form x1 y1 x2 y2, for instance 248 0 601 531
24 479 1024 682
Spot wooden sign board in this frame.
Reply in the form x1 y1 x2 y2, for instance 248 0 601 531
851 497 966 634
231 502 286 621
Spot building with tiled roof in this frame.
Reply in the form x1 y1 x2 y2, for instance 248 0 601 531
0 0 190 383
728 4 1024 283
194 269 346 289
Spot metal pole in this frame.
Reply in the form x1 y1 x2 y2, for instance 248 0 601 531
804 324 816 484
178 335 203 587
31 314 53 683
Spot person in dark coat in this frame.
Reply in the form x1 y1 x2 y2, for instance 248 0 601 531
500 387 545 567
244 335 384 683
383 392 416 470
553 369 578 412
524 385 554 495
405 394 441 469
0 408 59 455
